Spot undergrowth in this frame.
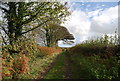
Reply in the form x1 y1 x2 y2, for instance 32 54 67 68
67 53 119 79
2 37 62 79
67 34 119 79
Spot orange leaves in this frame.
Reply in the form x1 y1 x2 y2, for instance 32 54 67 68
13 54 30 74
2 67 15 77
2 52 30 78
2 55 14 77
37 46 62 55
2 67 11 77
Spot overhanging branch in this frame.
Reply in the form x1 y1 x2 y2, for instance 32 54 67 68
20 2 65 35
0 6 8 13
21 2 50 26
1 26 8 36
21 18 51 35
1 34 7 45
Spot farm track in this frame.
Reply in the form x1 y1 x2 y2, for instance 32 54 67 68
36 54 62 81
64 53 73 79
36 52 74 80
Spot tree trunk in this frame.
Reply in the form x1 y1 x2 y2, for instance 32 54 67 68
7 2 18 55
46 29 50 47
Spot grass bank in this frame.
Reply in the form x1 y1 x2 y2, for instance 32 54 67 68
67 50 119 79
19 53 59 79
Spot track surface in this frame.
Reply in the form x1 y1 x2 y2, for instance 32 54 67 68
36 52 73 80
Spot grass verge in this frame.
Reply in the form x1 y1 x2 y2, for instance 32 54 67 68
19 53 59 79
68 53 119 79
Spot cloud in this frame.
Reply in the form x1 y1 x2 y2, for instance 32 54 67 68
61 10 91 44
89 5 118 34
59 3 118 47
88 9 103 18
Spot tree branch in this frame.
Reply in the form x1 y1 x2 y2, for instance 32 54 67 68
21 18 51 35
1 34 7 45
1 26 8 36
0 6 8 13
21 2 50 26
19 2 65 35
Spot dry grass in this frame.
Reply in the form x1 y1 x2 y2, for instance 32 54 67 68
37 46 62 55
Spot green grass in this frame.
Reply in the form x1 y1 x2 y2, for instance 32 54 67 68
68 53 119 79
19 53 59 79
44 53 65 79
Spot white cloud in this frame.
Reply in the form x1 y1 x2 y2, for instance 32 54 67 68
90 5 118 34
61 10 91 44
88 9 103 19
59 4 118 47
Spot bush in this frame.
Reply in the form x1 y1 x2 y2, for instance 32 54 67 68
67 34 119 79
2 37 62 79
2 50 30 79
37 46 62 56
69 34 118 58
12 53 30 78
2 37 40 79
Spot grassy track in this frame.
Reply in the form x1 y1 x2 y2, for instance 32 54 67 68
43 53 65 79
43 51 119 79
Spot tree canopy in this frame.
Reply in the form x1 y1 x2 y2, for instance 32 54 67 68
0 2 70 45
37 23 74 47
0 1 71 55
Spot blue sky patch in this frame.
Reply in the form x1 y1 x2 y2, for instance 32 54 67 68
70 2 118 12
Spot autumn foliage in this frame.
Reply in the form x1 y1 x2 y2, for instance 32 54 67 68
2 43 62 79
13 53 30 75
37 46 62 55
2 49 14 77
2 48 30 79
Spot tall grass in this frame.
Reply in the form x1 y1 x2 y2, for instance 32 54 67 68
68 53 119 79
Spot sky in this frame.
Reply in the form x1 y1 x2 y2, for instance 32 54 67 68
58 1 119 47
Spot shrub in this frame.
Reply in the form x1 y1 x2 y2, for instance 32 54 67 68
2 50 30 79
2 37 39 79
2 48 14 78
2 55 14 77
12 53 30 78
69 34 118 58
37 46 62 56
